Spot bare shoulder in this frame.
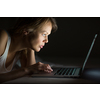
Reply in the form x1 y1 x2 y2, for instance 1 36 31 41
0 29 8 56
0 29 8 39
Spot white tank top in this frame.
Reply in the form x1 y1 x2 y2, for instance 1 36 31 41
0 32 20 73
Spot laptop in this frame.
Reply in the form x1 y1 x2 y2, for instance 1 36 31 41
31 32 99 78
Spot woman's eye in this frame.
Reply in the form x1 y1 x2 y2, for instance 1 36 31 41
43 34 46 36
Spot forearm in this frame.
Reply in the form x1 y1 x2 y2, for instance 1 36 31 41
0 67 30 83
27 48 36 66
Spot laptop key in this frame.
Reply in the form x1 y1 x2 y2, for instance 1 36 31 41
64 68 70 75
69 68 74 75
72 68 76 75
74 68 81 75
58 68 64 75
54 68 62 75
68 68 73 75
54 68 79 76
60 68 67 75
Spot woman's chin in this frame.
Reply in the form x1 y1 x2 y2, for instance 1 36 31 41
31 47 41 52
35 48 41 52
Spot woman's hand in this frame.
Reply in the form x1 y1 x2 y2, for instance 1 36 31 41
26 62 53 74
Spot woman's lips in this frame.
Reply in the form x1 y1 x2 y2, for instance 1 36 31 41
40 45 44 48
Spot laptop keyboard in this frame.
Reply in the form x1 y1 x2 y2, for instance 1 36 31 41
54 68 77 75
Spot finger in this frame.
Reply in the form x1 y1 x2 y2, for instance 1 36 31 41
43 66 53 73
44 69 52 73
38 64 53 72
46 65 53 71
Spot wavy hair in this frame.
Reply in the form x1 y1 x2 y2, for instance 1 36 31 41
9 17 58 36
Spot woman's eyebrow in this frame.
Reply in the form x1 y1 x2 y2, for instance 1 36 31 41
41 30 51 35
41 31 49 34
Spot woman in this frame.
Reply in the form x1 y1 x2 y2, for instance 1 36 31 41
0 17 58 83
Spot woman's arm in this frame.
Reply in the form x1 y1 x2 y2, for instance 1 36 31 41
0 30 29 83
20 48 36 68
26 48 36 66
0 62 53 83
0 67 29 83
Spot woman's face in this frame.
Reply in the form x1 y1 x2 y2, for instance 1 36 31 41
27 21 52 52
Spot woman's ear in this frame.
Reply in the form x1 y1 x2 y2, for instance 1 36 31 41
23 31 28 35
23 28 29 36
23 28 34 36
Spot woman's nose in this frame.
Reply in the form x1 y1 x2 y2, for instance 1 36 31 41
45 37 48 43
44 36 48 43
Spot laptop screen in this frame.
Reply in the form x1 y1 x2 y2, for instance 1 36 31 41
82 32 98 71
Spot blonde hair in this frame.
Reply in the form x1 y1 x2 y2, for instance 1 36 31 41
9 17 58 36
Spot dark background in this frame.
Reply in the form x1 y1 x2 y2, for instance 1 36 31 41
0 17 100 58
